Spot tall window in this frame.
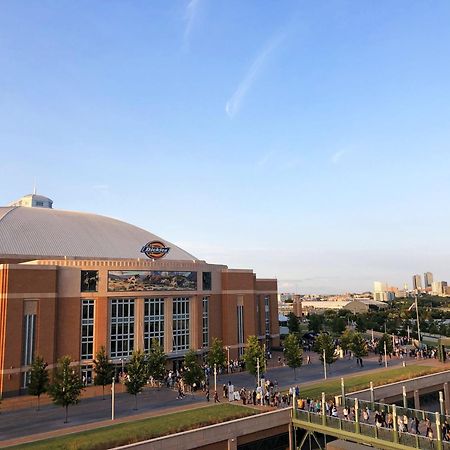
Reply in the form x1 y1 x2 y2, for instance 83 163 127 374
22 313 36 388
264 296 271 336
144 298 164 350
110 299 135 358
81 300 95 360
237 305 244 357
202 296 209 348
173 297 190 352
23 314 36 366
202 272 212 291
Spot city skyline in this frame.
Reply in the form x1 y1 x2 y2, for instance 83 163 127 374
1 2 450 294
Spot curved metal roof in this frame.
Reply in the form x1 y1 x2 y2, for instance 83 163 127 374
0 206 197 261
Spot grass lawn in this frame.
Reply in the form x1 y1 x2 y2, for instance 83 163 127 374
10 404 257 450
300 365 444 400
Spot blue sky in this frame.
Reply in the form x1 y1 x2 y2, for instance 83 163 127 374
1 1 450 294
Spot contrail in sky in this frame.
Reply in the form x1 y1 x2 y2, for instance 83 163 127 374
225 33 286 118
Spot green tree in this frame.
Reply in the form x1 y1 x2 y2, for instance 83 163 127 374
287 312 300 334
314 333 337 365
124 349 149 410
283 333 303 379
355 316 368 332
377 334 394 355
27 355 49 411
243 335 265 381
340 329 355 353
93 346 114 399
48 356 84 423
350 332 368 363
206 338 226 370
147 339 167 385
183 349 205 391
331 317 346 334
308 314 323 333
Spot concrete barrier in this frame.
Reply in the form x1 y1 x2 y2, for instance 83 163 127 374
112 408 291 450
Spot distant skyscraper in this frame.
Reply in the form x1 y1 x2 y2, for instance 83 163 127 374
424 272 433 288
413 274 422 291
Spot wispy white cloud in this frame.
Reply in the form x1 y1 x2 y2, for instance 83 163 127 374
93 184 110 196
225 33 286 118
331 150 346 164
255 150 301 171
183 0 201 50
256 151 274 167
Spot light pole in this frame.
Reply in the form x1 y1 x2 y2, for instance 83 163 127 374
323 349 327 380
111 376 115 421
214 363 217 393
226 346 230 373
415 294 422 344
384 341 388 368
257 357 260 387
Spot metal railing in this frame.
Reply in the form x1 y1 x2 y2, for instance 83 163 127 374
293 400 448 450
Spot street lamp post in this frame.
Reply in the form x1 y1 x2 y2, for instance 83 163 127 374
226 346 230 373
415 294 422 344
384 341 388 368
214 363 217 393
323 349 327 380
257 357 260 387
111 376 115 421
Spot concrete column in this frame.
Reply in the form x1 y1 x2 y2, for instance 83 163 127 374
354 398 360 434
444 382 450 415
134 297 144 351
370 381 374 407
414 389 420 410
227 437 237 450
288 422 294 450
402 385 407 409
436 412 443 450
164 297 173 354
392 404 398 443
189 295 201 350
341 378 346 408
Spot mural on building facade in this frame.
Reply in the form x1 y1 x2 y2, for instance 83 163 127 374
108 270 197 292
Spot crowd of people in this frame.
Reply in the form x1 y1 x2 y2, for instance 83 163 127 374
293 396 450 442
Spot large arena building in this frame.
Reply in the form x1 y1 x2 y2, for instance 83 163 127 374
0 193 279 397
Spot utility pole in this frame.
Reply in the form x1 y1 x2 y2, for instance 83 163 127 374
323 349 327 379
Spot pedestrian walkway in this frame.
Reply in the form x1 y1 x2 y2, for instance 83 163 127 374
293 395 449 450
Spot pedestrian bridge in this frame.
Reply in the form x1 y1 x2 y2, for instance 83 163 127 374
292 396 450 450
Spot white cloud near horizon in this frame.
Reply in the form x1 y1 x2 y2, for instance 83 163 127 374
183 0 201 50
225 33 286 118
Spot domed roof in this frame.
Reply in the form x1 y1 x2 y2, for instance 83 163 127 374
0 205 197 261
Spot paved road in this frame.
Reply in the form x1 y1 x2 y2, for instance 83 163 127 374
0 354 425 443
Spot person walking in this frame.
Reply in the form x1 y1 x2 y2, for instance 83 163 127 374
214 390 220 403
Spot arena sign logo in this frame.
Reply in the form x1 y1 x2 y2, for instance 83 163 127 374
140 241 170 259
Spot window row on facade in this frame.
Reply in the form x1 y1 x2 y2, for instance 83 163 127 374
80 297 209 361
